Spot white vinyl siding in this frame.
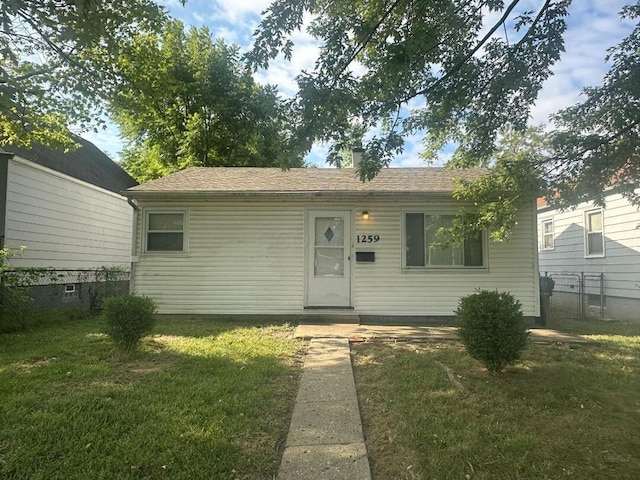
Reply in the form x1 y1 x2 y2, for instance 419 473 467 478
538 192 640 301
354 200 536 316
4 158 133 269
132 197 538 317
133 200 304 314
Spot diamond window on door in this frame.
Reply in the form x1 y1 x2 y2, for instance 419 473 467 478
324 227 335 242
315 217 344 276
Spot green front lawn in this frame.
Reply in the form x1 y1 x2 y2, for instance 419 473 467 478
353 324 640 480
0 317 305 479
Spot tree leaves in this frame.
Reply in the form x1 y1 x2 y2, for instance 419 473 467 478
111 20 305 182
0 0 169 148
249 0 571 178
546 2 640 208
250 0 640 241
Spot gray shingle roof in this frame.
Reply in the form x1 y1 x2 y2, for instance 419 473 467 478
6 136 138 193
125 167 486 196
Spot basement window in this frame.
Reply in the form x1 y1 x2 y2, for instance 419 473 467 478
64 284 76 297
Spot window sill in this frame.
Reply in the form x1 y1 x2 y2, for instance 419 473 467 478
142 251 189 257
402 266 489 273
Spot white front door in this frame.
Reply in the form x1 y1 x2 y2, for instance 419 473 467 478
306 210 352 307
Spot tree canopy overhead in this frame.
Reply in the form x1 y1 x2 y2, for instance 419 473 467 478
111 20 305 182
248 0 640 240
545 2 640 209
249 0 571 176
0 0 171 149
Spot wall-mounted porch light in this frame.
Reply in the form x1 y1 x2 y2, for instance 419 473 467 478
361 210 370 221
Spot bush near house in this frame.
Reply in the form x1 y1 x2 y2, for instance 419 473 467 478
456 289 528 374
103 294 157 355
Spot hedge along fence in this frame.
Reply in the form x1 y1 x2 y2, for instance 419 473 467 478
0 267 130 333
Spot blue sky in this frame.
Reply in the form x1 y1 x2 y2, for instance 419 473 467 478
85 0 636 168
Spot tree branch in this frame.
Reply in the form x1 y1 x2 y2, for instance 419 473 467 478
398 0 525 105
325 0 403 89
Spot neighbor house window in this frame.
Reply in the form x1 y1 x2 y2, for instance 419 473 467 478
541 218 554 251
64 284 76 297
404 213 484 268
585 209 604 257
145 211 186 252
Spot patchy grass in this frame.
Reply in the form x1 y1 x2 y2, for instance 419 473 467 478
0 317 305 479
546 317 640 337
0 308 90 334
352 333 640 480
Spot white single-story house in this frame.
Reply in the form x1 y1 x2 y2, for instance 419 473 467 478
0 137 137 269
538 190 640 322
124 167 540 323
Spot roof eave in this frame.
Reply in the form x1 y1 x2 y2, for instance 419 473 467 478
122 189 456 199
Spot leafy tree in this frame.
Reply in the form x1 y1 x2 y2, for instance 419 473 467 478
249 0 571 177
111 20 305 182
450 127 549 242
249 0 640 240
544 3 640 209
0 0 170 150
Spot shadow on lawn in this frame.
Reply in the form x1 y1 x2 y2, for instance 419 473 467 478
151 314 297 338
0 318 304 479
353 339 640 480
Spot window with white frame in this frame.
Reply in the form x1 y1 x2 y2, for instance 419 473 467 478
404 213 484 268
541 218 554 250
145 211 186 252
585 209 604 256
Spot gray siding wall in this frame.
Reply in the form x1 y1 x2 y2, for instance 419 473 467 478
4 158 133 268
538 192 640 301
132 197 538 316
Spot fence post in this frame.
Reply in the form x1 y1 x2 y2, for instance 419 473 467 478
580 272 584 320
600 273 604 319
0 271 4 327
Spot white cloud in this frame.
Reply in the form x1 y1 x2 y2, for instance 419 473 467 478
529 0 633 126
212 0 272 21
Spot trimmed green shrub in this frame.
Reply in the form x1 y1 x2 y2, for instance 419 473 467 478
103 294 156 355
456 290 528 374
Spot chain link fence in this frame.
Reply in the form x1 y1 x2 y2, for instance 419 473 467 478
542 272 604 321
0 268 129 332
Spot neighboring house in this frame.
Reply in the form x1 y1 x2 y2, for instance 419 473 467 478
0 137 138 269
537 191 640 321
124 167 540 322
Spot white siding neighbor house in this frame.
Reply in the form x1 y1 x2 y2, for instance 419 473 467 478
124 167 540 323
0 137 137 269
538 191 640 322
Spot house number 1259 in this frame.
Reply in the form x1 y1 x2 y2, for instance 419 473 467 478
356 234 380 243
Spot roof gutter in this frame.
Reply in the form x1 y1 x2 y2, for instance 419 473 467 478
121 190 458 200
0 149 15 161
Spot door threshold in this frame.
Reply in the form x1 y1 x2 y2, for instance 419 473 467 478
304 306 355 310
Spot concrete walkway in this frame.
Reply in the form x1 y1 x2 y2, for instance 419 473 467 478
294 323 590 343
278 338 371 480
278 324 587 479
